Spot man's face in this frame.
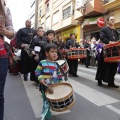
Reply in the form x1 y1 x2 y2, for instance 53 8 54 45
108 16 115 26
71 34 75 40
58 36 62 42
26 20 31 28
47 33 55 42
37 29 44 37
45 48 58 61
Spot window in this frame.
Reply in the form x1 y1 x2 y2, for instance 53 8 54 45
39 0 42 3
39 9 42 17
46 16 50 30
53 11 59 24
30 0 35 5
63 6 71 19
41 22 44 28
30 14 35 24
30 14 35 19
46 3 50 12
31 1 35 8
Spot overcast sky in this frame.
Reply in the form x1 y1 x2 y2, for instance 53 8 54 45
7 0 30 32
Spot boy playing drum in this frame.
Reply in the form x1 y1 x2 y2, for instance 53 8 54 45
35 43 63 120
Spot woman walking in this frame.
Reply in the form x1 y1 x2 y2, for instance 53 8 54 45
0 1 15 119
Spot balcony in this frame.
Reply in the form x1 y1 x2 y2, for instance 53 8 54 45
74 0 105 21
103 0 120 10
85 0 105 16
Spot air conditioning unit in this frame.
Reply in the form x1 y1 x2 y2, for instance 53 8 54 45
76 0 85 10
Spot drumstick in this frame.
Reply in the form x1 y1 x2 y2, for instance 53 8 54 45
47 86 54 94
117 40 120 42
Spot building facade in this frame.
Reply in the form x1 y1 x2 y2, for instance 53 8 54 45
75 0 105 40
38 0 80 42
29 0 38 29
103 0 120 37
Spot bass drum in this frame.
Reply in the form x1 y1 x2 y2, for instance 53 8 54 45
55 59 69 74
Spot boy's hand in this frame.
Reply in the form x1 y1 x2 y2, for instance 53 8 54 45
40 79 47 86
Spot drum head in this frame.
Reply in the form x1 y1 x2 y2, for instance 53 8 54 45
55 60 65 66
46 82 72 100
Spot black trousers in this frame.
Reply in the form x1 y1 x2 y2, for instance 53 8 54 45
0 58 8 120
67 59 78 75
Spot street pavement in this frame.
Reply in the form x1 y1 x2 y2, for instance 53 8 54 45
4 65 120 120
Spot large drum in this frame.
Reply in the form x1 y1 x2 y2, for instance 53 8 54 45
104 41 120 62
45 82 75 112
55 59 69 74
67 48 87 60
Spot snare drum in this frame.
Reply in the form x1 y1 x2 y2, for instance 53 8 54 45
67 48 87 60
55 59 69 73
60 49 66 58
45 82 75 112
104 41 120 62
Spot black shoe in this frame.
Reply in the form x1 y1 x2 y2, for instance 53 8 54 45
117 71 120 74
98 80 102 86
108 84 119 88
85 65 89 68
24 77 28 81
68 74 74 77
73 74 78 77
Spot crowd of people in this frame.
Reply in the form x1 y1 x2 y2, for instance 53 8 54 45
0 0 120 119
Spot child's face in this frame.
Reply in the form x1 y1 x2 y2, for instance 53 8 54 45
47 33 55 42
37 29 44 37
45 48 58 61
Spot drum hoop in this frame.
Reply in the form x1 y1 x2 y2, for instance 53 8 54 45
46 82 73 102
69 48 86 50
50 99 76 112
55 59 66 66
104 56 120 62
104 42 120 48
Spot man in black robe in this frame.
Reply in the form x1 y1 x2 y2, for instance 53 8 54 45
66 33 79 77
95 16 119 88
84 40 91 68
16 19 37 80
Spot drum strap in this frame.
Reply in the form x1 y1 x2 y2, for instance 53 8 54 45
55 62 68 81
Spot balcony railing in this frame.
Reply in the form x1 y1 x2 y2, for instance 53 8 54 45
102 0 114 4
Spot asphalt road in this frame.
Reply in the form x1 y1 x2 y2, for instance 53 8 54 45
4 65 120 120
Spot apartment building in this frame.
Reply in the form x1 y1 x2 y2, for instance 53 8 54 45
103 0 120 36
38 0 80 42
75 0 105 40
29 0 39 29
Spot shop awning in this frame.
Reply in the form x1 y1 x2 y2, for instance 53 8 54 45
82 16 103 28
